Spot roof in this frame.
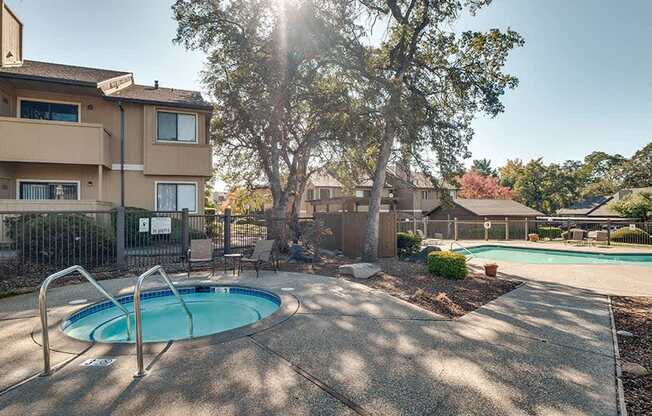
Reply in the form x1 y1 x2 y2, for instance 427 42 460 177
429 198 543 217
385 166 457 190
556 195 610 216
0 59 130 85
308 171 390 188
104 84 212 110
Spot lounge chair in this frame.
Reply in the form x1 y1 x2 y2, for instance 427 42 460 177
241 239 277 278
186 239 217 278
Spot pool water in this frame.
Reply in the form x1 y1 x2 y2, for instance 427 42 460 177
454 245 652 266
62 286 281 343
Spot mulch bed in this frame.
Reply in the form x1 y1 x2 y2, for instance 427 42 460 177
283 257 520 318
612 296 652 416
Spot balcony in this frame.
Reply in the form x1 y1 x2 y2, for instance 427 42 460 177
144 142 212 176
0 116 111 167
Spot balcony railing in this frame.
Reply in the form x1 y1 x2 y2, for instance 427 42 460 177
0 116 111 167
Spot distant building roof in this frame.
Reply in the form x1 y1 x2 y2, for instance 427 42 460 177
428 198 543 217
0 59 130 85
557 187 652 218
385 166 457 190
556 195 610 216
308 171 391 188
104 84 212 110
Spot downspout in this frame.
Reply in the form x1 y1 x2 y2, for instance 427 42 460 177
118 102 125 207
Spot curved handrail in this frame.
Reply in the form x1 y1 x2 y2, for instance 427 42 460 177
449 241 475 262
39 265 132 376
133 265 193 378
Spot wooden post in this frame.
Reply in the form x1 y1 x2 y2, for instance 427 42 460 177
505 217 509 240
413 212 417 234
484 217 489 241
524 217 529 241
566 219 571 240
423 217 428 238
97 165 103 201
454 217 458 241
223 208 232 254
607 219 611 246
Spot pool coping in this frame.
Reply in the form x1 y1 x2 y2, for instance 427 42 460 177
30 283 300 357
451 243 652 258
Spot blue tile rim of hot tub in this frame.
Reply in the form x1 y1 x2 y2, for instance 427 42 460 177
61 286 282 331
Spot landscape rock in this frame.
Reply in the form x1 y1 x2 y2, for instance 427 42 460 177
320 249 336 257
406 246 441 263
287 244 313 263
621 361 649 377
616 330 634 337
338 263 382 279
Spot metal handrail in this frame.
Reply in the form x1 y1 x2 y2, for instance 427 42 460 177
133 265 193 378
38 265 132 376
450 241 475 261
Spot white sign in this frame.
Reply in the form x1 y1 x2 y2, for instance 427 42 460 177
483 221 492 230
151 217 172 235
629 224 637 230
138 218 150 233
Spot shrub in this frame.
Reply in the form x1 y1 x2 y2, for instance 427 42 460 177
4 213 116 267
427 251 467 279
397 232 422 259
537 226 562 239
116 208 206 247
610 227 652 244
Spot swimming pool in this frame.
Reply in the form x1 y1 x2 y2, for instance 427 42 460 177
454 245 652 266
62 286 281 343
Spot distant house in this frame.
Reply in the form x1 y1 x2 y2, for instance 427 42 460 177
426 198 543 221
556 187 652 218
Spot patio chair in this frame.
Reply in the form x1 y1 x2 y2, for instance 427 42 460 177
241 239 277 278
186 239 217 278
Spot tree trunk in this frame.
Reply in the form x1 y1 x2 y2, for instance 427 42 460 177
268 189 289 252
362 85 400 261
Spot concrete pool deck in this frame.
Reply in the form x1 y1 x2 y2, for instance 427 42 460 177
0 255 648 415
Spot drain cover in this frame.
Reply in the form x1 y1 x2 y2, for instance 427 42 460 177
80 358 116 367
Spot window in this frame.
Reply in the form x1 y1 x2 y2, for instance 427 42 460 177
306 189 314 200
319 188 331 200
19 181 78 200
20 99 79 122
355 190 371 198
157 111 197 142
422 190 429 200
156 183 197 212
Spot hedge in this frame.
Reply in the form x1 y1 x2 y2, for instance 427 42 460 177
4 213 116 267
611 227 652 244
397 232 422 259
427 251 467 279
537 226 562 239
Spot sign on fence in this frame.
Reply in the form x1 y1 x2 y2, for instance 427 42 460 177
629 224 637 230
150 217 171 235
483 221 492 230
138 218 150 233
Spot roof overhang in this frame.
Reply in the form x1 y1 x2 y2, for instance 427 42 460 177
102 94 213 111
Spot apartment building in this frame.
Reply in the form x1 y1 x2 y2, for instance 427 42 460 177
0 1 212 212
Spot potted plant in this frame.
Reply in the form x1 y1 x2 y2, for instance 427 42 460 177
484 263 499 277
528 233 539 242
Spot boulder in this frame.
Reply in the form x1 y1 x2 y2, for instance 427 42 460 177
406 245 441 263
338 263 382 279
621 361 649 377
287 244 313 263
616 330 634 337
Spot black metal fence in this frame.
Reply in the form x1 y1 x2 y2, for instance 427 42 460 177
397 216 652 247
0 208 273 279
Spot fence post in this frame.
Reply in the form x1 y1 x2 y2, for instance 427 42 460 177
454 217 458 241
505 217 509 240
484 217 489 241
116 206 126 268
413 212 417 234
607 219 611 246
181 208 189 260
423 217 428 238
224 208 232 254
566 219 571 240
524 217 529 241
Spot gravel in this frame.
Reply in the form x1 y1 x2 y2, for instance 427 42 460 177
612 296 652 415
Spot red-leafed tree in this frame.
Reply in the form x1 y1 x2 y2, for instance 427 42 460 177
458 171 513 199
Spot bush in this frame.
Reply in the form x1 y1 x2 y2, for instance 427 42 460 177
427 251 467 279
116 208 207 247
4 213 116 267
537 226 562 239
397 232 422 259
610 227 652 244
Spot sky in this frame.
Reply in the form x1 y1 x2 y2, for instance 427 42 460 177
7 0 651 171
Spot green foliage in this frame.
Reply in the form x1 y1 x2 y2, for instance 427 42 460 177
610 227 652 244
537 226 562 239
427 251 467 280
471 159 497 177
4 213 115 266
396 232 422 259
610 192 652 220
117 208 207 247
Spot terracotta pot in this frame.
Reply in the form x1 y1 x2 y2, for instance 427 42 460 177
484 264 498 277
528 233 540 242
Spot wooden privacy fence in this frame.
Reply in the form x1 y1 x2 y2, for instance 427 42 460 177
315 212 397 258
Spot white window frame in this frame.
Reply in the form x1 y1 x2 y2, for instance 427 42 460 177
421 190 429 200
318 188 331 200
16 179 81 200
17 97 82 124
154 181 198 213
155 110 198 144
